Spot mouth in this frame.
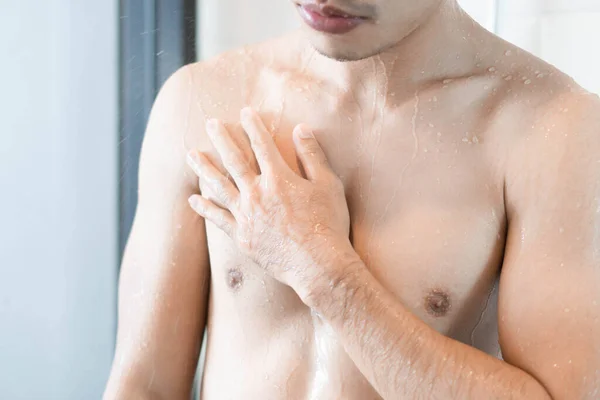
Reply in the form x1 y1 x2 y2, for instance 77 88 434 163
297 3 368 35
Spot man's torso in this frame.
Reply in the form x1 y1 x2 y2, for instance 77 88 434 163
185 31 576 399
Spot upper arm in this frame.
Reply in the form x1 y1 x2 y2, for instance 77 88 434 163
105 65 210 399
499 93 600 399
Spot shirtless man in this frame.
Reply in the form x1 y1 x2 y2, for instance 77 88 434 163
104 0 600 399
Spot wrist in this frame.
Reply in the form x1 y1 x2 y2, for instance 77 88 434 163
296 238 367 311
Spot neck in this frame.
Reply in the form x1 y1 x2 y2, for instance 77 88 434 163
303 1 484 99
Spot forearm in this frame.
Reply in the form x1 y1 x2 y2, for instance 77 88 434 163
304 253 552 400
104 370 190 400
104 336 199 400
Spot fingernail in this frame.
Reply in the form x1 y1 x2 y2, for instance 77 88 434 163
188 195 199 209
187 151 204 176
187 151 199 167
206 119 218 134
296 125 314 139
241 107 253 119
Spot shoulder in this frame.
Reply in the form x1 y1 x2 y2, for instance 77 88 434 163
500 65 600 213
183 31 304 120
145 31 300 144
501 58 600 164
466 36 600 208
480 40 599 163
139 32 305 181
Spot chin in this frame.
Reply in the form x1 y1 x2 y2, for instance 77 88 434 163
304 29 388 62
308 39 374 62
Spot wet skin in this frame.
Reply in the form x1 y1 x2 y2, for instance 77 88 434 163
104 1 600 399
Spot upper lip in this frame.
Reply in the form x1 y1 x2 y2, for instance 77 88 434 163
301 4 365 19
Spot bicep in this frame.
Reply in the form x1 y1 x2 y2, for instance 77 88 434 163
106 65 210 399
499 223 600 399
499 94 600 399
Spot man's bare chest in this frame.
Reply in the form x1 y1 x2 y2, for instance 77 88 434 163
202 72 507 352
207 107 505 342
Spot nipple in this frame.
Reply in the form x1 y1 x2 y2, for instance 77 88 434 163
226 268 244 291
425 289 452 317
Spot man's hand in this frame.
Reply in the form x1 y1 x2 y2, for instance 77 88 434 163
187 107 356 299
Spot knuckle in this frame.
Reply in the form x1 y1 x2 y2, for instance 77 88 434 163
253 135 269 147
217 174 231 188
256 147 270 161
331 176 344 190
303 142 321 155
217 211 227 226
216 187 229 203
232 163 249 177
245 185 261 203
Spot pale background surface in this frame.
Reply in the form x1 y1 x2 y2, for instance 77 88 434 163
1 1 598 399
0 1 118 399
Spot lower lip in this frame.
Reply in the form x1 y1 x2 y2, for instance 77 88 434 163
298 6 365 34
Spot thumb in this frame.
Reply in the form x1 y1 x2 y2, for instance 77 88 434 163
293 124 331 181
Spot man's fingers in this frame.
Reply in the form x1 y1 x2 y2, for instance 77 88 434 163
206 119 255 190
240 107 286 175
187 150 240 215
188 195 235 237
292 124 332 181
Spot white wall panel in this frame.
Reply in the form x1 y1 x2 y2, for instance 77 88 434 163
198 0 299 59
459 0 497 32
496 0 600 92
540 12 600 93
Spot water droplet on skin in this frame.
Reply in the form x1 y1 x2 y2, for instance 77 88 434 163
564 308 570 313
428 123 435 128
504 75 513 81
472 136 479 144
505 50 512 56
424 148 429 153
443 79 453 84
559 227 564 233
347 116 353 122
524 79 532 85
488 67 497 73
432 96 438 102
537 73 544 79
484 85 489 90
